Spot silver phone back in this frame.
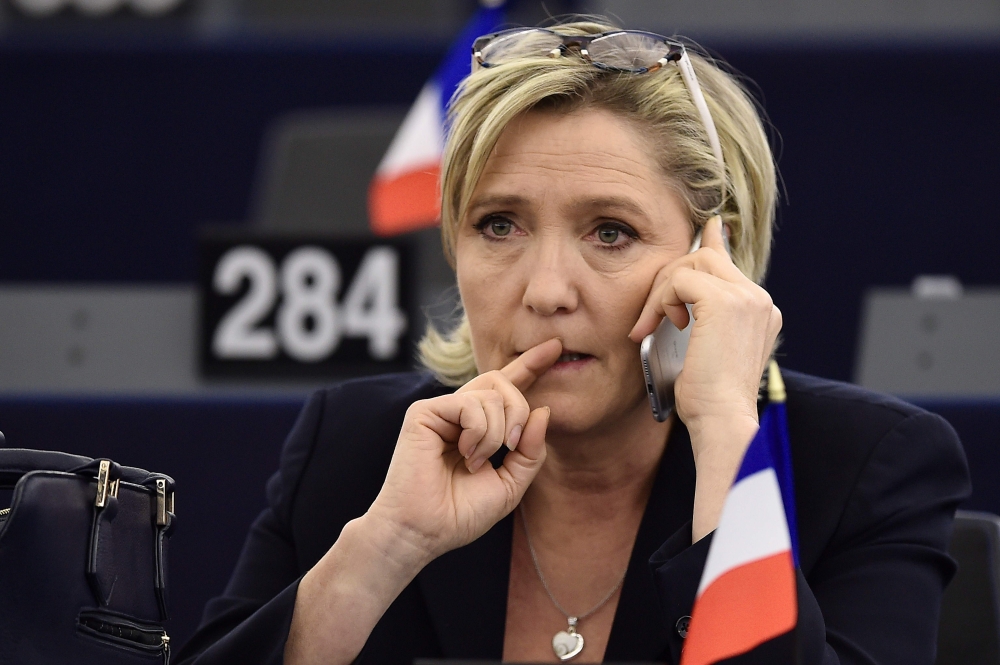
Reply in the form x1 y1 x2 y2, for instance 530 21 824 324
640 310 693 421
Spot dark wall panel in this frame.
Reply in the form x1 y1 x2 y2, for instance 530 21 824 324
0 38 436 281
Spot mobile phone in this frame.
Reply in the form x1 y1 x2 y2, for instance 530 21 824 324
640 226 730 421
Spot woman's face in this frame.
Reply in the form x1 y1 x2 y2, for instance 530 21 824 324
455 107 693 435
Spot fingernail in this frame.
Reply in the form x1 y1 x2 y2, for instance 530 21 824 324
468 456 486 473
506 424 522 450
465 443 478 460
715 218 732 256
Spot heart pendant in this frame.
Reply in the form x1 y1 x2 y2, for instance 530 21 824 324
552 630 585 661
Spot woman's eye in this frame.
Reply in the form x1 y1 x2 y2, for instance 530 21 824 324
592 222 636 249
474 215 516 240
597 227 619 244
490 219 512 236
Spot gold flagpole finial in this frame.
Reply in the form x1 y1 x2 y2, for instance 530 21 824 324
767 360 786 404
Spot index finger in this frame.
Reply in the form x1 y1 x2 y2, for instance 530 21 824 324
500 338 563 391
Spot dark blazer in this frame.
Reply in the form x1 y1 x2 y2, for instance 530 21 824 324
176 370 970 665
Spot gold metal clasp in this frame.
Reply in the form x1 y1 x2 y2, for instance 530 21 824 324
155 479 174 527
95 460 111 508
94 460 119 508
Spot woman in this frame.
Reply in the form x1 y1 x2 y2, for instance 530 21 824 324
176 20 969 665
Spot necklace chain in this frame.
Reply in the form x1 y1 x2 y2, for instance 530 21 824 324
518 504 628 623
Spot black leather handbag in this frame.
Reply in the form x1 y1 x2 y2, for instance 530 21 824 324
0 446 176 664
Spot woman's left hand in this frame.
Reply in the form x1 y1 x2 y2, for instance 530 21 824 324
628 215 782 540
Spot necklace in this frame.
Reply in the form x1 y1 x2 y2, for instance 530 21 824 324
518 504 629 662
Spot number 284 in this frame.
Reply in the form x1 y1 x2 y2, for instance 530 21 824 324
211 245 407 363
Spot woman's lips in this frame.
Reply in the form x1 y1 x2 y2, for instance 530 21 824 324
512 348 595 371
550 352 595 370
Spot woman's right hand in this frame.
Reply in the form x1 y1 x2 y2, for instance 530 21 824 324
285 338 562 665
364 337 562 568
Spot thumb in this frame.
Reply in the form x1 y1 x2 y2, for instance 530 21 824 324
496 406 549 511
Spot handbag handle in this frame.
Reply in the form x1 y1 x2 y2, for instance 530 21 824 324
0 449 169 489
0 449 94 488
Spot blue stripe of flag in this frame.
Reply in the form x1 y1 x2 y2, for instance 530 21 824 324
734 402 800 566
434 3 507 116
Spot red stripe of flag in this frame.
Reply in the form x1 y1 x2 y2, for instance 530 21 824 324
368 164 442 237
681 551 797 665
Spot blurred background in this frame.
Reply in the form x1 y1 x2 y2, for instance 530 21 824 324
0 0 998 651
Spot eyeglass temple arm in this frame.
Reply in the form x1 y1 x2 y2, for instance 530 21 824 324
676 51 725 174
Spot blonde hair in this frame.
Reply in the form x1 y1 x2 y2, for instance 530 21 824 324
420 20 777 386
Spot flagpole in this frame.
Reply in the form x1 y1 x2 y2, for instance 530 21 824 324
768 360 786 404
766 360 801 664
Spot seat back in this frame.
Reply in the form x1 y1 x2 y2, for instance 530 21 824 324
855 286 1000 398
937 510 1000 664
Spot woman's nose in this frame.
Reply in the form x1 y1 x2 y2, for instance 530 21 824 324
521 241 580 316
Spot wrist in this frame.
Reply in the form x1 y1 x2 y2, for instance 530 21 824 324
687 413 759 464
680 386 758 433
298 515 430 620
351 512 436 577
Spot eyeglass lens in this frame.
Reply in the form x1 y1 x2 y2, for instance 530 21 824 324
477 29 673 72
477 29 566 66
588 32 673 71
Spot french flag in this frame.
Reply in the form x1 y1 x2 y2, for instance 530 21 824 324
681 361 799 665
368 2 506 237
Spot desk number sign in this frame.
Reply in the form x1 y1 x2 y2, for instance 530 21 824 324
200 234 414 378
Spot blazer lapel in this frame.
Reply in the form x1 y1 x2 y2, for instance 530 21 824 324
417 512 514 659
604 420 697 663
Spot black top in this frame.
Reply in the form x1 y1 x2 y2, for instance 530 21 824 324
175 370 970 665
